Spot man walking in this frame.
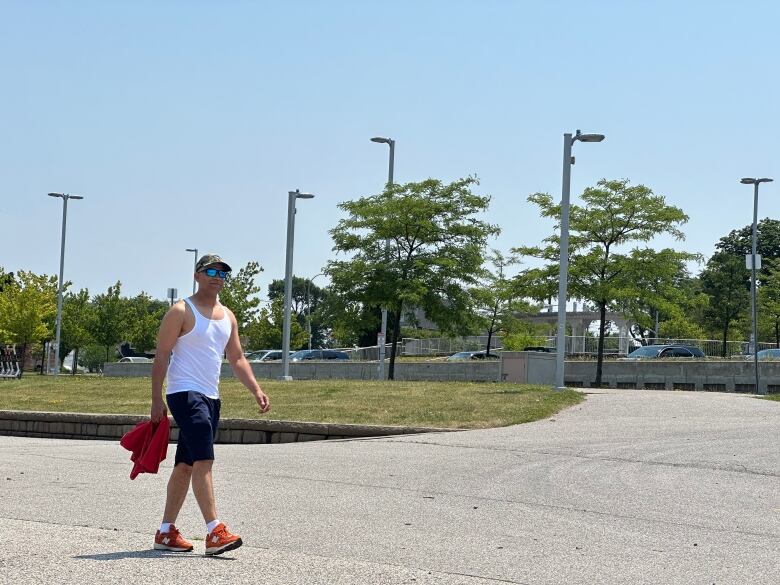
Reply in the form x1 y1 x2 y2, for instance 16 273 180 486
150 254 270 555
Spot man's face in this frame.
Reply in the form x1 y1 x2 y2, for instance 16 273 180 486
195 264 230 292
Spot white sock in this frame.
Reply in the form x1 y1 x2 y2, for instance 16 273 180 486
206 519 221 533
159 522 172 533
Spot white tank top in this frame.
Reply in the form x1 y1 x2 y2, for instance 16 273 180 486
166 297 232 399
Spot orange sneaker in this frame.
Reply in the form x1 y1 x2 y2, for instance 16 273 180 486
154 525 194 552
205 523 243 556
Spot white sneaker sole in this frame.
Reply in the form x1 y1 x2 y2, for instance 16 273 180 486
154 543 193 552
205 538 243 556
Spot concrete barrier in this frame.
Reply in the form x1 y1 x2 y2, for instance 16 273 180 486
102 358 780 392
563 359 780 393
103 360 502 382
0 410 458 444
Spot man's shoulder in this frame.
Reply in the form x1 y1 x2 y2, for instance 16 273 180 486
166 300 188 319
221 305 236 321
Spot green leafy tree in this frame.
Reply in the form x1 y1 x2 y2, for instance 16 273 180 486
80 343 110 373
713 218 780 302
90 282 126 362
514 179 690 386
0 271 58 377
318 293 380 348
617 248 703 342
699 252 750 355
0 267 14 292
327 177 499 379
716 218 780 264
500 317 548 351
758 261 780 347
60 288 94 374
471 249 519 355
268 276 329 348
658 316 707 340
245 298 308 350
219 261 263 335
125 292 168 353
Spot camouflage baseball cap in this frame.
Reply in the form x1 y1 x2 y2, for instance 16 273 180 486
195 254 232 272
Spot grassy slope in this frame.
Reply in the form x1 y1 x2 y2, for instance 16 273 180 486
0 376 584 429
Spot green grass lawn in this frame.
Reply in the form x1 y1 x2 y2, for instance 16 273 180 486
0 376 583 429
763 394 780 402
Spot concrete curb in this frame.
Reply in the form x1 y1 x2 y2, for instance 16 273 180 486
0 410 461 444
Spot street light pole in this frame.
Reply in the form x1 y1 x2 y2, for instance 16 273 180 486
555 130 604 390
281 190 315 381
306 273 325 351
741 177 773 395
48 192 84 376
185 248 198 294
370 136 395 379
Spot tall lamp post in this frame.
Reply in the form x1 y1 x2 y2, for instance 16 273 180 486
280 190 315 381
306 273 325 351
555 130 604 390
740 177 773 396
185 248 198 294
370 136 395 379
48 192 84 375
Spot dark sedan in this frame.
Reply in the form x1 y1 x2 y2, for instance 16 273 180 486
620 344 705 360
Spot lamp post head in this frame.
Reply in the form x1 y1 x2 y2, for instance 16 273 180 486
574 130 605 143
186 248 197 252
370 136 391 144
48 192 83 200
296 193 315 199
741 178 773 185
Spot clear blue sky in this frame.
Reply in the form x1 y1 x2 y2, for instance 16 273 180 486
2 0 778 301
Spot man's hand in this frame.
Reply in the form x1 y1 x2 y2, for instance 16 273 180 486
151 397 168 423
254 390 271 414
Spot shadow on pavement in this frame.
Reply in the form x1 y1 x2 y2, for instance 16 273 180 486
73 550 238 561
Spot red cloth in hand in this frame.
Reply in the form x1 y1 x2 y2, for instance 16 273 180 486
120 418 170 480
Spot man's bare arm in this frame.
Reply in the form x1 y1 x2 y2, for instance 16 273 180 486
150 302 185 422
224 310 271 413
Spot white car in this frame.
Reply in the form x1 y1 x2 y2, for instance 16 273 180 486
245 350 289 362
118 356 153 363
745 348 780 361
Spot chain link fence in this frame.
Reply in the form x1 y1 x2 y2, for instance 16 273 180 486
398 336 778 358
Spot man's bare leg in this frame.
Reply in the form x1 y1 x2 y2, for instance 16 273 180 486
191 459 217 524
162 463 193 524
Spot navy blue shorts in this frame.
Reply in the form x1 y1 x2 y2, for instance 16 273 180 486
167 391 221 466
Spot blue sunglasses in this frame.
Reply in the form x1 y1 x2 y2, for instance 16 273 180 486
200 268 230 279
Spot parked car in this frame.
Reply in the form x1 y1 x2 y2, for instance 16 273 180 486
619 344 705 360
745 348 780 361
446 350 500 361
289 349 350 361
245 350 289 362
118 356 153 363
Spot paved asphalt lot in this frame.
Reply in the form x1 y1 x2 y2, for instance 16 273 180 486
1 389 778 584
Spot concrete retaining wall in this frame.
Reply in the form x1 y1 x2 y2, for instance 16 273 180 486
103 361 502 382
0 410 456 444
563 360 780 393
99 358 780 392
